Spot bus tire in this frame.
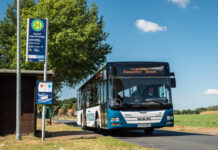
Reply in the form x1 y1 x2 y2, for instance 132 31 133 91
144 128 154 135
101 129 109 136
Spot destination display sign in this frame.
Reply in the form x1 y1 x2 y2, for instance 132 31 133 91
122 67 160 75
108 62 170 77
26 18 47 63
36 81 53 104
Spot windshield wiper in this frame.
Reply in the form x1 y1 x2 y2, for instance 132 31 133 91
142 98 168 107
122 103 136 107
145 98 168 103
144 101 165 107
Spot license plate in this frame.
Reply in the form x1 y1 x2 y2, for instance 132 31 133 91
138 123 151 128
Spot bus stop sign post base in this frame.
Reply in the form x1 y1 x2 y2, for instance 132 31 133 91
42 104 46 141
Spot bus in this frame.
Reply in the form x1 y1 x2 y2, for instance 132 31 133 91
77 62 176 134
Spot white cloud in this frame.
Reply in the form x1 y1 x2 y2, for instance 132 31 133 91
203 89 218 95
168 0 190 8
135 19 167 33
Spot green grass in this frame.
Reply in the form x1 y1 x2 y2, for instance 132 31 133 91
174 114 218 127
0 119 154 150
0 135 154 150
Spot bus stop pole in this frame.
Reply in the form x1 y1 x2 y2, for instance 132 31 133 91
42 18 49 141
16 0 21 140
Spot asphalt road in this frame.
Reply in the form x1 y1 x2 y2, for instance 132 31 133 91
53 119 218 150
112 130 218 150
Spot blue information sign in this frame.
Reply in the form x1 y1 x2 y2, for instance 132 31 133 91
26 18 48 63
36 81 53 104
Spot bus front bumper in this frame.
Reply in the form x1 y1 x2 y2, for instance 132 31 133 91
108 108 174 130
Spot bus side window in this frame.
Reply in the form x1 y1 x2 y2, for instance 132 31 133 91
104 81 107 104
97 80 101 105
101 81 104 104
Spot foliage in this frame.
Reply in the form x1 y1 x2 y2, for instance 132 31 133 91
174 114 218 127
50 97 77 115
207 105 218 111
174 105 218 115
195 107 207 114
61 104 71 115
52 105 60 115
0 0 111 91
62 97 77 107
71 103 77 116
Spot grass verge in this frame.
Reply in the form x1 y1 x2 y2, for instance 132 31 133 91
174 114 218 127
0 119 154 150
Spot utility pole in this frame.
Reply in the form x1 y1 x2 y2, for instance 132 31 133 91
16 0 21 140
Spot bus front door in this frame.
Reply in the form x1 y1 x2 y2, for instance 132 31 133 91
101 81 107 128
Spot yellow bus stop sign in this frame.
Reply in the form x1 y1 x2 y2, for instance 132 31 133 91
31 19 44 31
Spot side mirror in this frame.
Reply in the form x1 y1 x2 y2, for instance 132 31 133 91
171 78 176 88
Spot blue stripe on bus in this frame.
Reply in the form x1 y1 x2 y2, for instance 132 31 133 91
107 107 174 130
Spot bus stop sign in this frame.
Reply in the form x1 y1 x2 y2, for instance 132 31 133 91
36 81 53 104
26 18 48 63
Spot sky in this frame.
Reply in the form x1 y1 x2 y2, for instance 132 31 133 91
1 0 218 110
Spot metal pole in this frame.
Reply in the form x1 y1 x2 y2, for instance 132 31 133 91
42 18 49 141
42 104 46 141
16 0 21 140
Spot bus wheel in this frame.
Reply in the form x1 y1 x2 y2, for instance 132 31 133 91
95 113 101 133
144 128 154 135
101 129 109 136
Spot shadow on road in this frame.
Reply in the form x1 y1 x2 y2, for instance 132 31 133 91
64 122 79 127
53 119 212 138
34 119 100 139
46 130 99 138
107 129 211 138
35 130 100 139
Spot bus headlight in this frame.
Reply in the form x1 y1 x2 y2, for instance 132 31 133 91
111 117 119 122
167 116 174 120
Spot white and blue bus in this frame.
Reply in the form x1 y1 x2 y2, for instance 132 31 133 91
77 62 176 134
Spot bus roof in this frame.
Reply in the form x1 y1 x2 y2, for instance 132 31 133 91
77 61 170 91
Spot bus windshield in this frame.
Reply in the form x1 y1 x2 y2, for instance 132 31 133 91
109 76 172 108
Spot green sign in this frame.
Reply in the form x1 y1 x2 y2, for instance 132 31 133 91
31 19 44 31
45 106 51 119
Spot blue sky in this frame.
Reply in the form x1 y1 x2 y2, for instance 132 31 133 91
1 0 218 110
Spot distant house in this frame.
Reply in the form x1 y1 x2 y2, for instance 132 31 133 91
67 109 73 117
58 109 62 117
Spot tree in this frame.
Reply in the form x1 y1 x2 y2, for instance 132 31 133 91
182 110 188 114
207 105 218 111
62 97 77 108
61 104 71 115
0 0 111 91
174 110 181 115
195 107 207 114
71 103 77 116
